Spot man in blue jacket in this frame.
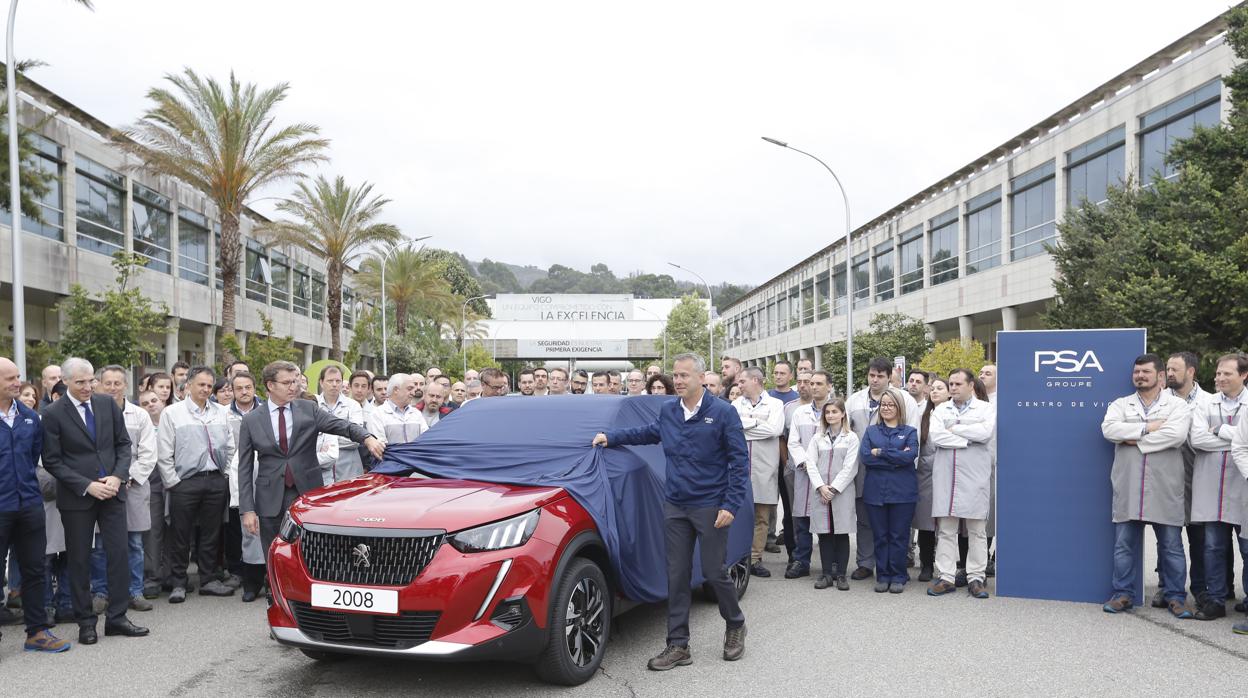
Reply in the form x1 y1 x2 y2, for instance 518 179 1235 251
593 352 750 670
0 357 71 653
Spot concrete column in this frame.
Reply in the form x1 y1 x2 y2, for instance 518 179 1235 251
813 345 823 371
1001 306 1018 332
164 318 180 367
317 347 329 361
235 330 248 356
202 324 217 369
958 315 974 346
302 343 314 369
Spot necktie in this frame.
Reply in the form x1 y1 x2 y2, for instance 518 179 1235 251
82 401 104 478
279 405 295 488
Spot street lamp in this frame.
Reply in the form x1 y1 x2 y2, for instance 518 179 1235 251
461 294 492 375
7 2 25 377
761 136 854 395
635 305 668 368
379 235 432 375
667 262 714 370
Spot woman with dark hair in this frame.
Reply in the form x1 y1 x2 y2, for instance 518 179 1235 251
212 377 233 405
914 377 950 582
859 387 919 593
18 382 41 410
646 374 675 395
146 372 175 406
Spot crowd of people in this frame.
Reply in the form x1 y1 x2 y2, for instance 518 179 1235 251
2 347 1247 660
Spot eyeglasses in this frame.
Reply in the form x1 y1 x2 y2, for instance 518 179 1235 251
271 379 299 388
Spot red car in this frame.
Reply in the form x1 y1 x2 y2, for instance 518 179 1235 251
266 396 753 686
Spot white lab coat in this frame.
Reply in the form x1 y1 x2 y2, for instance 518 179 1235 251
786 400 824 517
121 401 157 532
929 397 996 520
1188 391 1247 526
732 393 786 504
1101 391 1192 526
317 393 365 482
802 430 859 534
365 400 429 446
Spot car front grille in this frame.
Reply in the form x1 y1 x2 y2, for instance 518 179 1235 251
291 601 440 649
300 529 444 587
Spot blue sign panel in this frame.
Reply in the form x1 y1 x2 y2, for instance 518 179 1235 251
996 329 1146 604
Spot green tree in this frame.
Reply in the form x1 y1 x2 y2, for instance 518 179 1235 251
0 61 55 222
115 69 329 360
474 258 523 294
820 312 932 395
218 313 302 397
259 175 400 361
57 253 168 369
449 344 501 381
1046 6 1248 363
422 249 490 316
659 294 725 371
916 339 988 380
628 273 681 299
356 245 456 335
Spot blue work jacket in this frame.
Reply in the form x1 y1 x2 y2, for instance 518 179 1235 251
859 422 919 505
0 401 44 511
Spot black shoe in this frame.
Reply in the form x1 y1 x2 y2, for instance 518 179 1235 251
1150 588 1167 608
79 626 98 645
54 608 75 623
986 558 996 578
1194 602 1227 621
241 589 259 603
1235 600 1246 614
918 565 933 582
749 562 771 578
104 619 150 637
850 566 873 581
0 606 21 626
784 562 810 579
955 569 968 588
764 542 783 554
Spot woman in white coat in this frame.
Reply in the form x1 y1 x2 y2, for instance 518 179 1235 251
914 377 949 583
803 399 859 590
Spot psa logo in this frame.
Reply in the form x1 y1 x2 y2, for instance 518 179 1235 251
1034 350 1104 374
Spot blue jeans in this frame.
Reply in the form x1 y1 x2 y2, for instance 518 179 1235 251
90 531 145 598
1114 521 1186 602
46 554 71 613
791 516 814 567
1204 522 1234 604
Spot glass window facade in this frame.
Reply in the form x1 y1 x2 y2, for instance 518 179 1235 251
788 285 800 329
75 154 125 257
1009 161 1056 261
342 287 355 329
873 241 894 302
1066 126 1126 207
1139 79 1221 182
177 210 210 285
965 188 1001 275
815 272 830 320
929 208 959 286
800 280 814 325
898 225 923 294
832 266 847 316
311 273 326 320
1 135 64 241
132 184 172 273
245 240 268 302
270 252 290 310
293 265 311 316
852 252 870 308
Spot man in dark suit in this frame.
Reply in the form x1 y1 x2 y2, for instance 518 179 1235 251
239 361 385 552
41 358 149 644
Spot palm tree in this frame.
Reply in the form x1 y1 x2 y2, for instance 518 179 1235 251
114 69 329 360
258 175 400 360
356 246 456 336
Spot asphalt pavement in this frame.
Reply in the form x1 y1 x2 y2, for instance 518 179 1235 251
2 543 1245 697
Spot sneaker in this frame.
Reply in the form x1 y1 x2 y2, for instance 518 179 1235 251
1167 599 1193 619
968 579 989 599
814 575 833 590
23 629 71 653
928 580 956 596
222 574 243 590
647 644 692 671
199 580 236 597
850 566 873 581
954 569 968 588
1233 618 1248 635
91 594 108 615
835 575 850 591
129 595 154 612
1194 601 1226 621
917 565 933 582
749 562 771 578
143 581 162 600
723 624 747 661
168 587 187 604
873 581 889 593
1150 589 1166 609
1103 595 1133 613
783 562 810 579
889 582 906 594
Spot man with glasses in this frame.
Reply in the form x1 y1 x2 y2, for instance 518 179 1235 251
478 368 510 398
548 368 569 396
570 371 589 395
626 370 647 396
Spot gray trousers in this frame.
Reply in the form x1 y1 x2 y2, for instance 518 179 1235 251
663 502 745 647
855 497 875 570
144 486 169 584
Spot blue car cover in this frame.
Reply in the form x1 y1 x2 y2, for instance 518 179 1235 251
371 395 752 603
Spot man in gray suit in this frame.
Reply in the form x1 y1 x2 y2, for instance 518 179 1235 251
238 361 386 551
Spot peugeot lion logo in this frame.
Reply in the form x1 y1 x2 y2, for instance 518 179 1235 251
352 543 372 568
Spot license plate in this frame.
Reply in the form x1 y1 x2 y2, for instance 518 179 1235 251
310 583 399 615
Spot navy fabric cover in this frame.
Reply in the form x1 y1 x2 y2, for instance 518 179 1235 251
372 395 751 602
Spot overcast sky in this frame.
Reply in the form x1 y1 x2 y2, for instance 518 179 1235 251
19 0 1234 286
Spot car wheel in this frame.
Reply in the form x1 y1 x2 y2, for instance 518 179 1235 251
701 558 750 602
300 648 348 662
534 557 612 686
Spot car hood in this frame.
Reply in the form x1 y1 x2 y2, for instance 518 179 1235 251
289 474 568 533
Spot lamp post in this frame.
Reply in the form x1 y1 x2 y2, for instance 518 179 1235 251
461 294 491 375
379 235 432 375
667 262 714 370
635 305 667 368
761 136 854 394
7 1 25 377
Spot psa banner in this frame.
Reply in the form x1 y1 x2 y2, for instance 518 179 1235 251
996 328 1146 604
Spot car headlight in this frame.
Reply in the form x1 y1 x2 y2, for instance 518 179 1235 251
449 510 540 553
278 511 303 543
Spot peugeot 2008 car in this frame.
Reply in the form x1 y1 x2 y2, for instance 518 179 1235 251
266 395 753 686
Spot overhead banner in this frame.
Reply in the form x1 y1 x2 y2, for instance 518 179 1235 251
996 328 1146 604
493 294 634 322
516 339 630 358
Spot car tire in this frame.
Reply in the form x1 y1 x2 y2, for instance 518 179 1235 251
534 556 612 686
702 558 750 602
300 648 348 662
